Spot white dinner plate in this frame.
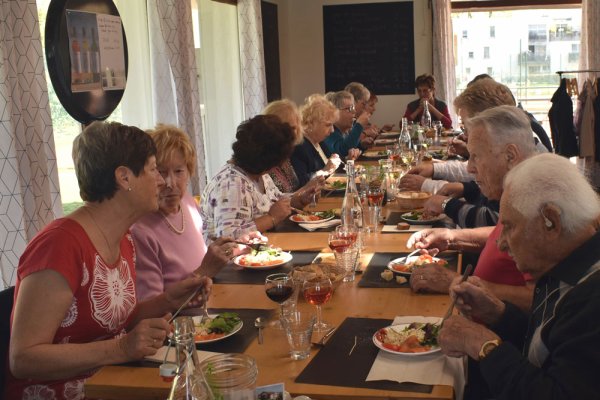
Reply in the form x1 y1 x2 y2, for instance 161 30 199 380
374 138 396 145
233 252 293 270
362 151 387 158
386 255 444 276
373 323 441 356
192 314 243 344
289 214 334 224
400 211 446 225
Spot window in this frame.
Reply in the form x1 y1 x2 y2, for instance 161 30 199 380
452 6 581 135
462 30 468 38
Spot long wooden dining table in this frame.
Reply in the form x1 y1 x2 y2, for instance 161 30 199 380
85 175 461 400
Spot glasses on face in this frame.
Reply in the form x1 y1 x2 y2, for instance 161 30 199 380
340 105 355 113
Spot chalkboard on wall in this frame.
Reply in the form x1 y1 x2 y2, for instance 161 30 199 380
323 2 415 95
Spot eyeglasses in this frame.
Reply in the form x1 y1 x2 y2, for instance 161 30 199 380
340 105 356 113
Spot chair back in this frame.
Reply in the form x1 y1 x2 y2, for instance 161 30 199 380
0 286 15 397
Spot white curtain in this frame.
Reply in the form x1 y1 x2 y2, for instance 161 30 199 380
237 0 267 119
0 0 61 288
576 0 600 188
432 0 458 127
147 0 207 193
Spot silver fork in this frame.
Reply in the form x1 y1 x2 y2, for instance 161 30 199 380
200 288 210 323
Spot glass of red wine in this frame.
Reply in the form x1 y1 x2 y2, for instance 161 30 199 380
302 277 333 332
265 273 295 329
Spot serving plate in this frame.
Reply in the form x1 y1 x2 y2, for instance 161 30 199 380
400 211 446 225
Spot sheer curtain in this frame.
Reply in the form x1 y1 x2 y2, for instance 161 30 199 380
237 0 267 118
577 0 600 188
147 0 207 192
0 0 61 288
432 0 457 127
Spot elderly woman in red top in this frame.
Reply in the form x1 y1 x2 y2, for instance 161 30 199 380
403 73 452 129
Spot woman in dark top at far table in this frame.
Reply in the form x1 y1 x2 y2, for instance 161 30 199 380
403 73 453 129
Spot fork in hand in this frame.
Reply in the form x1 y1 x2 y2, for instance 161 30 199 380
199 288 210 324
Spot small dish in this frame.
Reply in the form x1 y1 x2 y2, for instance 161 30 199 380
233 251 293 270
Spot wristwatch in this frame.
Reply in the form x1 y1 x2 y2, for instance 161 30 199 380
478 339 502 360
441 197 452 212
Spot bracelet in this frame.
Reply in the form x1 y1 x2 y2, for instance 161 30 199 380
441 197 452 212
267 213 277 229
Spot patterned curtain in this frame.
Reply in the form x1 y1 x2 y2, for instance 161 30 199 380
147 0 207 193
237 0 267 118
432 0 458 127
0 1 61 288
576 0 600 188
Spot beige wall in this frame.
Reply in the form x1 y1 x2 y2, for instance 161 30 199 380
271 0 432 128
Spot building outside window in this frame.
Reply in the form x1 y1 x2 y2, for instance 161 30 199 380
452 6 581 134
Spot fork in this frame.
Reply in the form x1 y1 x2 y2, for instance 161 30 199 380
199 288 210 324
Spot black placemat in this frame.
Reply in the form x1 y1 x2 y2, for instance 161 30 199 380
359 252 458 288
212 251 320 284
132 308 274 368
296 317 432 394
273 217 339 233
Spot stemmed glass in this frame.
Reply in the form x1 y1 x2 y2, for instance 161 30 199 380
302 277 333 332
401 149 415 168
265 273 295 329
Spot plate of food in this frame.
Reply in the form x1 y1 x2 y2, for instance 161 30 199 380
387 254 448 276
362 150 388 158
401 210 446 225
323 178 347 191
290 210 335 224
233 247 293 269
373 321 441 355
378 131 399 137
192 312 243 344
374 138 397 145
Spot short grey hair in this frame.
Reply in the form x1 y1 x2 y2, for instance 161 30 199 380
344 82 370 103
504 153 600 235
466 105 536 157
326 90 353 109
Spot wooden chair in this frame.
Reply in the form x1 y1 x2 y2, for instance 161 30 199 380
0 286 15 396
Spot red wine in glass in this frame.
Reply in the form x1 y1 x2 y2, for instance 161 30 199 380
367 190 384 206
328 238 352 253
265 285 294 303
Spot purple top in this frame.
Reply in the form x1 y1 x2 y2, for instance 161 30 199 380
131 193 207 300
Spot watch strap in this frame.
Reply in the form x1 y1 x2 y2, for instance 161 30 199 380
478 339 502 360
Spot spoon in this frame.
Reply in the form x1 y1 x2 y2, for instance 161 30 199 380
254 317 265 344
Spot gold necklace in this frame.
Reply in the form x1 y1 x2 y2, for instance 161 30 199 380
83 206 116 259
160 207 185 234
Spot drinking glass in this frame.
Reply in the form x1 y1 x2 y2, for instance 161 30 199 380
302 277 333 332
401 149 415 167
265 273 294 329
329 228 360 282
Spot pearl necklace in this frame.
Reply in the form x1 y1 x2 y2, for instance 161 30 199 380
161 208 185 234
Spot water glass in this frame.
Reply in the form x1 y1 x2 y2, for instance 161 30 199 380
333 244 360 282
282 311 316 360
363 205 380 233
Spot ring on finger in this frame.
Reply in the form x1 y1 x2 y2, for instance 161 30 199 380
225 248 232 257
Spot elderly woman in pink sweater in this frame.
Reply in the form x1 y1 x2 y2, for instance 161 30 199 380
131 125 262 300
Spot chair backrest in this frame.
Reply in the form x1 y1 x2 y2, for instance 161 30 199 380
0 286 15 397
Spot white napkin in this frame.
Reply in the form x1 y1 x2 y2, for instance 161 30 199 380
299 218 341 232
145 346 221 364
366 316 465 400
381 224 432 233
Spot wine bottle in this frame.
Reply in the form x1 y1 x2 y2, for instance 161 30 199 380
398 117 411 151
421 100 432 129
90 27 101 82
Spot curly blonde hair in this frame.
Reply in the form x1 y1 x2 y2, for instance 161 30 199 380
453 78 516 117
262 99 303 145
149 124 196 176
300 94 339 133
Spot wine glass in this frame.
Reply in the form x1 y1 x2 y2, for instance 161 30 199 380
265 273 294 329
302 277 333 332
401 149 415 167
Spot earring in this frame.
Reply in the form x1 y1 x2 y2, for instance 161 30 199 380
540 208 553 228
128 187 132 192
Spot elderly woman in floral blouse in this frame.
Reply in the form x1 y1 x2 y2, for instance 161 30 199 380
201 115 317 243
